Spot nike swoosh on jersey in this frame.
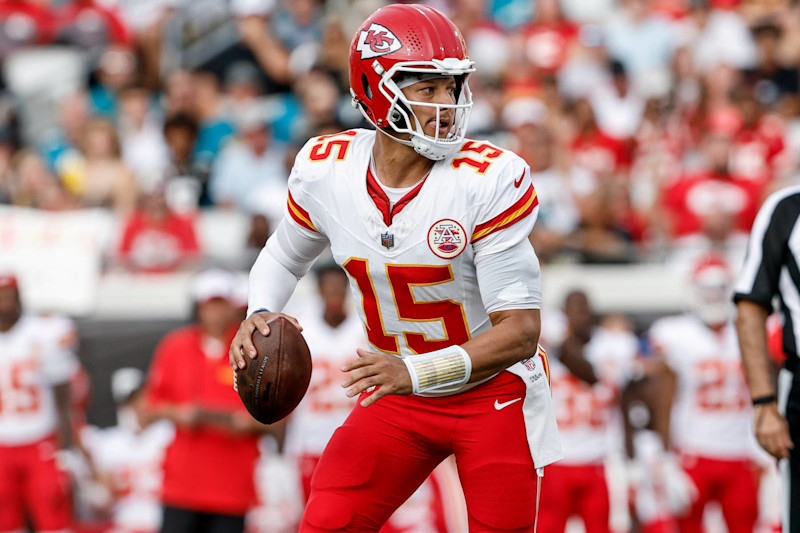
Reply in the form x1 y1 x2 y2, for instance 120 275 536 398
494 398 523 410
513 173 524 188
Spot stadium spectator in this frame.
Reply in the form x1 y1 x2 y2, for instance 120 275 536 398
234 0 292 87
145 269 268 533
659 129 762 242
6 149 73 210
117 84 170 189
56 0 132 58
289 69 344 144
589 60 646 141
192 71 236 173
730 90 788 185
0 0 57 61
162 112 204 210
683 0 758 73
41 91 89 173
567 99 630 181
209 112 287 218
525 125 598 262
116 186 200 273
57 117 138 211
88 45 138 119
604 0 677 84
521 0 579 75
745 19 800 108
164 70 195 117
0 273 81 533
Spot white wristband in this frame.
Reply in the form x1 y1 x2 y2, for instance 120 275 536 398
403 345 472 394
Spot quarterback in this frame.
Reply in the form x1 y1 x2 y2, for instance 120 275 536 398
230 4 561 532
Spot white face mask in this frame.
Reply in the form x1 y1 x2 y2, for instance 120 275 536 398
117 406 141 432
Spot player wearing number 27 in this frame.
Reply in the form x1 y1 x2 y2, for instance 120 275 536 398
230 4 561 532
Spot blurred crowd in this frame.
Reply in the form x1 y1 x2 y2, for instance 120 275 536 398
0 0 799 271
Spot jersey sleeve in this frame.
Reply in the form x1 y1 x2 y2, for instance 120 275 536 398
647 319 676 368
471 155 539 255
733 187 800 311
284 139 328 237
41 317 80 386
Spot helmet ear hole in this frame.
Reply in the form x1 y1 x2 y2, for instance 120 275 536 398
392 101 411 123
361 74 372 100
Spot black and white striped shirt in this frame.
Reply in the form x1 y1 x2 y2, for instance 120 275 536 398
734 184 800 372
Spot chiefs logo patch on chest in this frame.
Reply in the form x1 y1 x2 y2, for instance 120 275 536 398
356 22 402 59
428 219 467 260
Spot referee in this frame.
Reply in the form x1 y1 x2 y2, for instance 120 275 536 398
734 185 799 532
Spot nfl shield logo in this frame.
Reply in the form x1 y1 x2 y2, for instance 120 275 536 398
381 232 394 249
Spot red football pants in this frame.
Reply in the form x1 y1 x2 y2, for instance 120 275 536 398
536 463 610 533
300 372 538 533
676 454 759 533
0 436 72 533
299 454 449 533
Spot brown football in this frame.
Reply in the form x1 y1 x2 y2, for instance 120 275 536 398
236 316 312 424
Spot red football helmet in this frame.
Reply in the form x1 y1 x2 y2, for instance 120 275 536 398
349 4 475 161
689 254 733 327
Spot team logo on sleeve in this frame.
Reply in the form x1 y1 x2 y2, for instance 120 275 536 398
356 23 402 59
428 219 467 259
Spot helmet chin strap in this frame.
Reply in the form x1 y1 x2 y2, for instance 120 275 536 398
410 134 456 161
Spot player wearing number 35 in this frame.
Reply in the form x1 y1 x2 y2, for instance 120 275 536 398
229 4 562 532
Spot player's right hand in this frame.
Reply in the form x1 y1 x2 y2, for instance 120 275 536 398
755 403 794 460
228 311 302 370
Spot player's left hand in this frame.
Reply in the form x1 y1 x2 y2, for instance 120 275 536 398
341 348 412 407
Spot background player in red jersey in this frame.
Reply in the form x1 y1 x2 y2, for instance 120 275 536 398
230 4 561 532
0 273 81 533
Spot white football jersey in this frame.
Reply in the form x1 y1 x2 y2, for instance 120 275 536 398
286 129 539 372
85 421 174 533
549 328 638 464
649 315 754 458
0 314 80 445
286 302 366 457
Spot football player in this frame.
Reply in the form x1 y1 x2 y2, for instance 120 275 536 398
538 292 638 533
286 264 458 532
230 4 561 532
0 273 81 533
646 255 762 533
81 368 174 533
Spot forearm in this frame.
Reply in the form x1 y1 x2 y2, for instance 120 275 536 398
247 219 328 315
559 336 598 384
462 309 540 383
54 384 74 448
237 17 291 84
735 300 775 398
